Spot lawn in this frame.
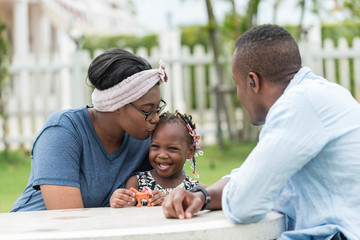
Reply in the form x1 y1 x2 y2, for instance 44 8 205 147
0 140 256 213
0 151 31 213
184 141 257 186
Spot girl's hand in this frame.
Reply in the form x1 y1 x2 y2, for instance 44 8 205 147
149 190 167 206
110 188 136 208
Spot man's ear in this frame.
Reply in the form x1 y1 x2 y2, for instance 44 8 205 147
248 72 261 93
187 144 196 159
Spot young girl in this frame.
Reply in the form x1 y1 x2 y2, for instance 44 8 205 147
110 110 205 208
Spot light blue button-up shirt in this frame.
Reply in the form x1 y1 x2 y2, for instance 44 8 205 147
222 67 360 239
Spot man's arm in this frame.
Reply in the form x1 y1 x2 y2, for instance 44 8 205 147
221 93 329 224
162 177 229 219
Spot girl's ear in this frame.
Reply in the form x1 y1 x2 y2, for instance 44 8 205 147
186 144 196 159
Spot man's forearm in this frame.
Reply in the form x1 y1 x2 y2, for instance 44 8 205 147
206 177 230 210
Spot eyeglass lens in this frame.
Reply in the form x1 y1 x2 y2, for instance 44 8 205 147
146 101 166 121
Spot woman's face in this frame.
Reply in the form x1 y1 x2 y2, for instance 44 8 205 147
149 121 193 178
118 84 163 140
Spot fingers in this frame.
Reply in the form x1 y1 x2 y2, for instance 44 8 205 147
184 193 203 219
162 189 205 220
150 190 167 206
162 188 189 219
162 191 179 218
173 189 191 219
110 197 131 208
110 189 136 208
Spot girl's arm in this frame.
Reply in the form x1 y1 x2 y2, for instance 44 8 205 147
125 175 139 189
109 175 139 208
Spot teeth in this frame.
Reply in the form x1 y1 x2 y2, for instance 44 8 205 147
158 163 170 170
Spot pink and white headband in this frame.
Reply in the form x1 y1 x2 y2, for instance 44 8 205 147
92 60 168 112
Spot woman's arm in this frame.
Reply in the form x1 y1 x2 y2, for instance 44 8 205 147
32 125 84 210
40 185 84 209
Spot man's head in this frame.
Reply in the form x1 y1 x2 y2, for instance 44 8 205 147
232 24 302 125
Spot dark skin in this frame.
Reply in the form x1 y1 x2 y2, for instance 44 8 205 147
110 121 205 208
40 85 161 210
161 47 297 219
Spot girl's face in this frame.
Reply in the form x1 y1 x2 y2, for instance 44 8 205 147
149 121 195 178
117 85 162 140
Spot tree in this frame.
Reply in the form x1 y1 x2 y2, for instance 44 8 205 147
341 0 360 21
273 0 285 24
205 0 225 148
246 0 262 29
81 34 158 57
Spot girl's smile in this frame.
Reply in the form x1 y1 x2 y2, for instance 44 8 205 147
149 121 191 179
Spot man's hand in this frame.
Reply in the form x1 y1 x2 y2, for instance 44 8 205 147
162 178 229 219
162 188 204 219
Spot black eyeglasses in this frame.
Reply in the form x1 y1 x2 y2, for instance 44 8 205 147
128 99 167 121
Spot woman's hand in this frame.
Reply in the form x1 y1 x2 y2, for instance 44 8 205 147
110 188 136 208
149 190 167 206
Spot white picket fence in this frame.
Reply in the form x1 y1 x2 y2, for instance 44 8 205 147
1 37 360 150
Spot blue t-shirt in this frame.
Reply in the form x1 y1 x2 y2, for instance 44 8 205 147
11 106 151 212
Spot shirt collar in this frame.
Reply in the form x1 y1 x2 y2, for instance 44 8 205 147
284 66 312 94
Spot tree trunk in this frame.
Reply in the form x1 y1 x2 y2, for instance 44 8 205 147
205 0 224 148
297 0 306 40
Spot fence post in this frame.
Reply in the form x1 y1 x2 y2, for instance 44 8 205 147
159 29 185 112
181 46 192 112
323 39 336 83
353 38 360 102
13 0 31 150
194 45 206 127
338 38 351 90
71 49 84 108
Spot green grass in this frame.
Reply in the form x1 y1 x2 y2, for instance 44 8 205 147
184 141 257 186
0 151 31 213
0 141 256 213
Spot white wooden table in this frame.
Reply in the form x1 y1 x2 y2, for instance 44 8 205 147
0 207 285 240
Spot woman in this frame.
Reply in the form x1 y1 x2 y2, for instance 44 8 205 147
11 48 167 211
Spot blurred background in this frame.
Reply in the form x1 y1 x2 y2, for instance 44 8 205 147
0 0 359 211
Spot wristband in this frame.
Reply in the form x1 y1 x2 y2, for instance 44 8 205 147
190 186 211 211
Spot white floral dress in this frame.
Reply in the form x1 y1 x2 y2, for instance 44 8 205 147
136 171 199 206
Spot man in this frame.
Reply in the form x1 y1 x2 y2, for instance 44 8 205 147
162 24 360 240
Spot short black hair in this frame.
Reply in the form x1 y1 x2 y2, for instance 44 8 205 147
87 48 152 90
235 24 301 84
